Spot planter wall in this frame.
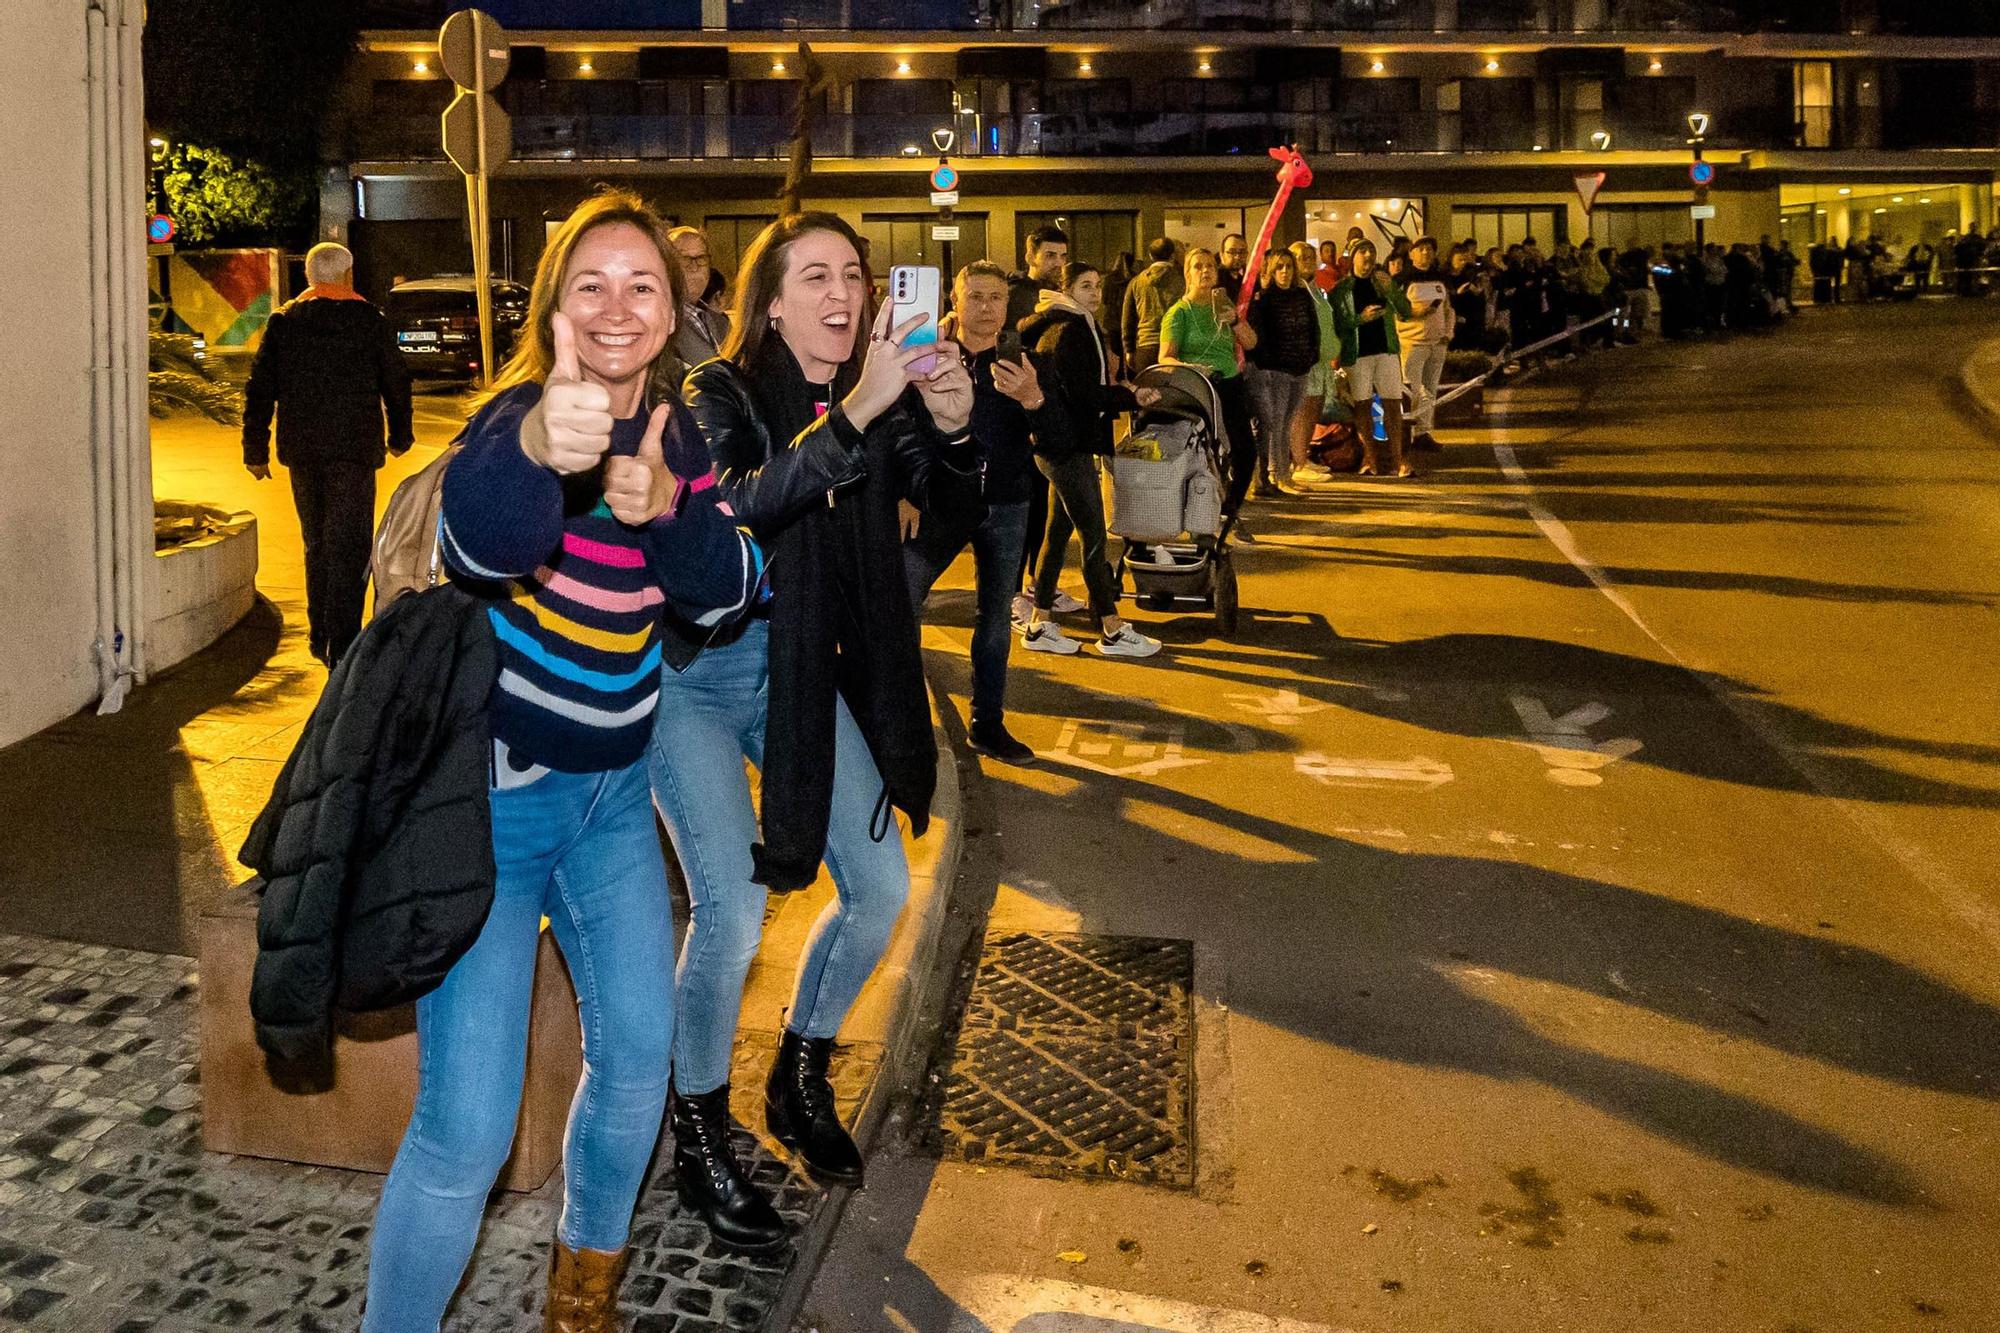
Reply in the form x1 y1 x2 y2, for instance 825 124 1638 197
149 501 258 675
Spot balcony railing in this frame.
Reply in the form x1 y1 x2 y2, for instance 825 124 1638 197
348 106 1970 163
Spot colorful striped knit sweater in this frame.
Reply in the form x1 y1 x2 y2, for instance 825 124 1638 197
440 383 761 773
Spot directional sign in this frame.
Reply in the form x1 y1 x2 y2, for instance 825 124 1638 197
931 224 961 241
147 214 177 244
1688 159 1715 186
442 90 511 177
929 161 959 192
1690 204 1717 220
438 8 509 90
930 190 960 207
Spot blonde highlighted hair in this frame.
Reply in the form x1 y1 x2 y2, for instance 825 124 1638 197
479 187 686 407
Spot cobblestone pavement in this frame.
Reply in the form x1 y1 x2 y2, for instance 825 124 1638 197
0 933 876 1332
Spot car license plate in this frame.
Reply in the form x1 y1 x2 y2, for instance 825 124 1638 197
399 331 440 344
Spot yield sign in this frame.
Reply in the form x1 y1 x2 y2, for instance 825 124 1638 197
1574 171 1607 215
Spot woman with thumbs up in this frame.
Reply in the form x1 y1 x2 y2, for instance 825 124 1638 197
646 213 984 1249
360 189 763 1333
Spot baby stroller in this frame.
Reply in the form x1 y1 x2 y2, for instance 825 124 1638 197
1107 361 1240 634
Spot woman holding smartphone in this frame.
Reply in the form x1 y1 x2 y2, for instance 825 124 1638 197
648 213 980 1251
1161 247 1259 525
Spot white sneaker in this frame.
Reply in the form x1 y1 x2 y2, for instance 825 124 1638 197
1096 624 1162 658
1021 622 1082 655
1293 462 1334 481
1050 590 1087 615
1010 594 1035 631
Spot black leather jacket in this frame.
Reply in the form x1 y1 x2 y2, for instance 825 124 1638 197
661 348 984 666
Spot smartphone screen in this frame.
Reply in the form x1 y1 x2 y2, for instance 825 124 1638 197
887 265 941 374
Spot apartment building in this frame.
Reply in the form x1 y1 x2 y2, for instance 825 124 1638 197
329 0 2000 293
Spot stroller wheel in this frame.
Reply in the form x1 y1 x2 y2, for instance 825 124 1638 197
1213 550 1240 636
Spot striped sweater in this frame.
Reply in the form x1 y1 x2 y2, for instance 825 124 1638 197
440 383 761 773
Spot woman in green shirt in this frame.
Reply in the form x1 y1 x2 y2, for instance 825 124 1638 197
1161 248 1259 520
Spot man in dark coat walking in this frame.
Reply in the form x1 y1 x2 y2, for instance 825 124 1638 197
243 242 414 667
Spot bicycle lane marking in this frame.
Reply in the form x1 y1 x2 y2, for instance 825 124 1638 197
1490 438 2000 952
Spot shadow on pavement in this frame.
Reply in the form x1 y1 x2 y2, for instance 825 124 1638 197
971 734 1997 1207
0 596 303 954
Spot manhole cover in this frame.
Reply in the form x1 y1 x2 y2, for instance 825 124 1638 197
933 931 1194 1187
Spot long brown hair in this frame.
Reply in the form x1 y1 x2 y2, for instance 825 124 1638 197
722 211 873 384
481 187 685 406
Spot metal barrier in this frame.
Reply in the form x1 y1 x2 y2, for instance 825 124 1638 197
1433 309 1620 410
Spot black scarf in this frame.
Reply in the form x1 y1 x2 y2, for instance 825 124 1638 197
747 338 936 892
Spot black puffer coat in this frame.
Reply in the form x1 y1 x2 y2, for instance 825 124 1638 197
240 582 498 1063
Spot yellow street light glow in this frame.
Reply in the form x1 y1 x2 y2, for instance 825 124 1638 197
578 58 593 74
148 136 166 148
902 143 921 155
1837 187 1852 195
1891 195 1904 203
1079 59 1092 73
1390 198 1402 208
1649 57 1663 71
1816 209 1827 215
1485 58 1500 72
413 59 429 74
1370 59 1385 73
896 59 912 74
1199 59 1212 73
1873 207 1887 214
772 59 786 73
1920 196 1932 204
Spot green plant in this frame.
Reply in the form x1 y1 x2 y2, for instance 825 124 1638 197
156 143 314 248
149 329 241 424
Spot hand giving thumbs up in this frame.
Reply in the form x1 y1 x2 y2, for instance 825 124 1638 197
603 404 682 526
521 312 616 474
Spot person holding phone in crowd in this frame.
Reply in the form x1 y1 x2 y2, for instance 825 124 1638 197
360 189 763 1332
904 260 1068 762
651 213 982 1252
1160 247 1259 529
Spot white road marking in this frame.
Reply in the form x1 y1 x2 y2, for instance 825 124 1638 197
1295 753 1455 789
931 1275 1357 1333
1506 692 1644 786
1041 719 1209 779
1223 688 1330 724
1492 439 2000 948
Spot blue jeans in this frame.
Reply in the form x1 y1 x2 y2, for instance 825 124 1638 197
647 621 911 1095
363 759 674 1333
904 500 1030 732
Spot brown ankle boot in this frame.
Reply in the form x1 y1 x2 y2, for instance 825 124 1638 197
545 1241 629 1333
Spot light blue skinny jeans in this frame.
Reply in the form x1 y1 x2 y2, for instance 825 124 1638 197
362 758 674 1332
647 619 911 1094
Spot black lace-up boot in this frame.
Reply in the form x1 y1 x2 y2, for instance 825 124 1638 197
669 1082 789 1252
764 1029 864 1187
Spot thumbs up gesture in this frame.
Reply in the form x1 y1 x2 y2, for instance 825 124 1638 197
522 312 616 474
603 404 682 526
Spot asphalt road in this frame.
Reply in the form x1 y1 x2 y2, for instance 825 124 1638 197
803 300 2000 1333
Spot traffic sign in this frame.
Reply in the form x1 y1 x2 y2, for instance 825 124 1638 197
929 162 959 192
1572 171 1606 215
1689 160 1715 186
1690 204 1717 220
438 8 509 90
147 214 176 244
931 224 961 241
442 91 511 176
930 190 959 207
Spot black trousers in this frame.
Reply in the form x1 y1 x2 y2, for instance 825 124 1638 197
289 459 377 665
1215 374 1257 517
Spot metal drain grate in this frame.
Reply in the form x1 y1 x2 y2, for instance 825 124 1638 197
934 931 1194 1187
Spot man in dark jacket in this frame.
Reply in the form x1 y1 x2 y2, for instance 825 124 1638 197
1005 224 1070 330
243 242 414 667
907 262 1068 764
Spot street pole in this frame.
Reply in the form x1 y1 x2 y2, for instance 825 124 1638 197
928 129 960 291
1687 111 1712 253
1693 141 1706 251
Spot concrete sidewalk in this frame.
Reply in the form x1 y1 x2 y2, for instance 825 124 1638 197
1959 333 2000 435
0 408 969 1330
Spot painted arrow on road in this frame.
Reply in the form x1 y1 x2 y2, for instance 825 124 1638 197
1507 693 1644 786
1295 753 1455 789
1224 688 1331 725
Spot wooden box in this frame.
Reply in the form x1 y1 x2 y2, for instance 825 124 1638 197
198 881 582 1191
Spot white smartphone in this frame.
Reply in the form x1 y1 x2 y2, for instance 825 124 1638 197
887 264 942 374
